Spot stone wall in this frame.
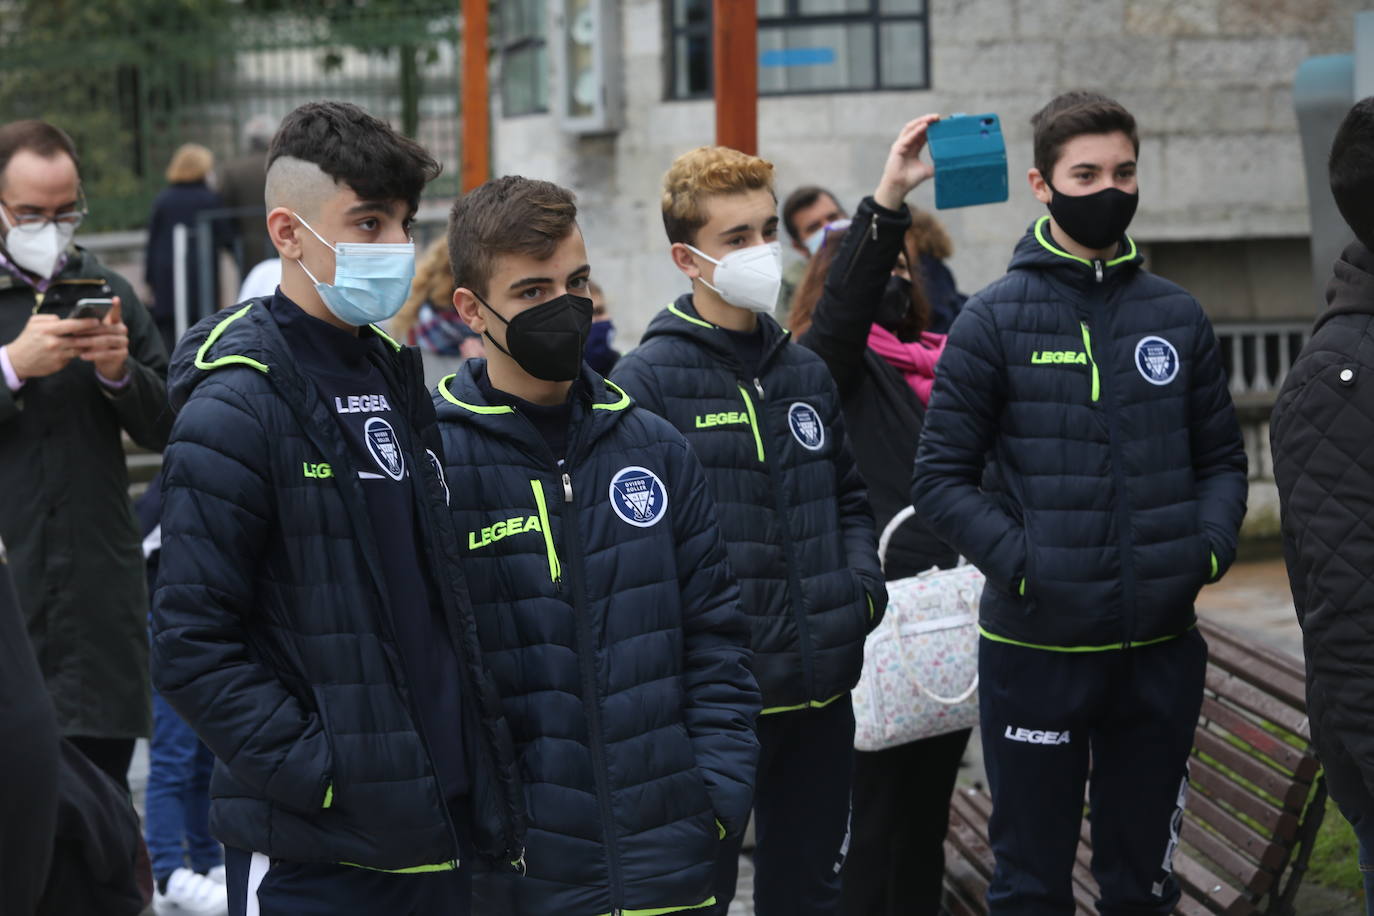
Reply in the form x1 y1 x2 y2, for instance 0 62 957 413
490 0 1361 346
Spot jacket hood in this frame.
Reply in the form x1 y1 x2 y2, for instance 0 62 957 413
1316 241 1374 332
640 293 791 373
168 298 404 412
1007 216 1143 285
432 358 632 455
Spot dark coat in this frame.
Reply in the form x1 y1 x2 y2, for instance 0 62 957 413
797 196 957 580
0 247 170 739
217 151 270 271
611 298 886 713
0 536 59 915
921 252 966 336
1272 241 1374 820
435 361 759 915
913 218 1248 649
145 181 232 326
151 301 525 870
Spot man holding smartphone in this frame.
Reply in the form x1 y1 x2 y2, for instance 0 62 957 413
913 92 1247 914
0 118 170 791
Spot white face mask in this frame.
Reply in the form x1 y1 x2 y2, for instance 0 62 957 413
0 210 74 280
686 241 783 313
804 218 851 257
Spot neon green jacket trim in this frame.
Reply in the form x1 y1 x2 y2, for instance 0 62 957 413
978 623 1194 653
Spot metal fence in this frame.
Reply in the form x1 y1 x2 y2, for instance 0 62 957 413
0 4 462 232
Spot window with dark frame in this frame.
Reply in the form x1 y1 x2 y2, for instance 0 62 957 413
500 0 549 116
667 0 929 100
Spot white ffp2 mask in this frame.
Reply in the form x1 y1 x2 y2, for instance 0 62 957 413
687 241 783 314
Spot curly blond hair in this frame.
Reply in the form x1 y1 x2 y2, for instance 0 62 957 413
661 146 775 245
391 236 455 343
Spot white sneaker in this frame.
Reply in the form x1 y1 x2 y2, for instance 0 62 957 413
154 867 228 915
204 865 226 885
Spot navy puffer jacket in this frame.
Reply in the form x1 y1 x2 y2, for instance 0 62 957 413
435 361 759 915
611 297 886 713
151 301 525 871
913 219 1247 649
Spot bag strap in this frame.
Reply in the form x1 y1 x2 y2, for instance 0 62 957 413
878 506 918 572
893 581 981 705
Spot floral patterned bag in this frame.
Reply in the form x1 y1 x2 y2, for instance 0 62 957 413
852 506 982 751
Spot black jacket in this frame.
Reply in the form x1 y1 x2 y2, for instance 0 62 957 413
1272 241 1374 820
798 196 957 579
0 247 170 740
611 297 886 713
913 218 1248 649
151 300 525 870
436 362 759 915
144 181 232 323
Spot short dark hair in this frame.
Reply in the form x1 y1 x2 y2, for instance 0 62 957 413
1330 97 1374 252
267 101 439 211
0 120 79 188
1031 91 1139 181
782 185 839 244
448 176 579 297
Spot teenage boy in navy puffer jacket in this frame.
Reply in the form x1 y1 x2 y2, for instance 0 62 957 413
435 175 760 916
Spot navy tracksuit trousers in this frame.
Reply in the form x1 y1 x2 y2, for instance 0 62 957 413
226 847 470 916
979 628 1207 916
709 694 855 916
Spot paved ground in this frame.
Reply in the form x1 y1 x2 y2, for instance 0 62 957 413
132 556 1357 914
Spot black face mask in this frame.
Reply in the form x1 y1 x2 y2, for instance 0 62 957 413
876 274 913 332
1046 183 1139 253
478 292 593 382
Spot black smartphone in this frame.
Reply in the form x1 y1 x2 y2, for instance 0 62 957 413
70 298 114 321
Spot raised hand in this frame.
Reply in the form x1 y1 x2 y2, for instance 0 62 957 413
874 114 941 211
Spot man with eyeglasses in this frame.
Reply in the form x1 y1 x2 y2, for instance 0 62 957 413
0 118 171 791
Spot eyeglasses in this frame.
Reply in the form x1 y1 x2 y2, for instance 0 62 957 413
0 191 87 234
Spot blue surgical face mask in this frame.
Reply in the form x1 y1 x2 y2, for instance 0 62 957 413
293 212 415 327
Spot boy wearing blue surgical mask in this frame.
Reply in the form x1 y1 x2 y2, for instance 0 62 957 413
150 101 526 916
611 146 887 916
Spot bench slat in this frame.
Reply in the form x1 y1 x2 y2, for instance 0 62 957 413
1173 892 1222 916
1185 790 1289 871
1201 627 1307 709
1203 670 1310 741
1192 757 1300 842
1174 851 1257 916
1193 728 1310 811
1200 697 1315 778
1181 818 1275 896
1198 620 1305 683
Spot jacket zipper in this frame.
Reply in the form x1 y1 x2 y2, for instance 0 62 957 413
557 469 627 910
1082 287 1139 648
737 385 765 462
529 478 562 586
741 376 818 705
1079 322 1100 403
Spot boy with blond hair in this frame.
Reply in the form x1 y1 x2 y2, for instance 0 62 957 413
612 147 886 915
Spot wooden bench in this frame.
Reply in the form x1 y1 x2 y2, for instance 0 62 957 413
944 618 1327 916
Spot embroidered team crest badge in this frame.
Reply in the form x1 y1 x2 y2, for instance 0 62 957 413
1135 336 1180 386
609 466 668 528
788 401 826 451
426 449 450 505
365 417 406 481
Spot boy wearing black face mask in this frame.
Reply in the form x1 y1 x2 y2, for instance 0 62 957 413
434 175 760 916
611 146 886 916
912 92 1247 914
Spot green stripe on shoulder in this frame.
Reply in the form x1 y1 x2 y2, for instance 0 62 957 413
593 379 632 411
437 373 514 414
195 303 269 374
338 859 458 874
668 302 715 330
369 323 403 351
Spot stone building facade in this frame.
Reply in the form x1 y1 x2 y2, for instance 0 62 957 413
489 0 1361 346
